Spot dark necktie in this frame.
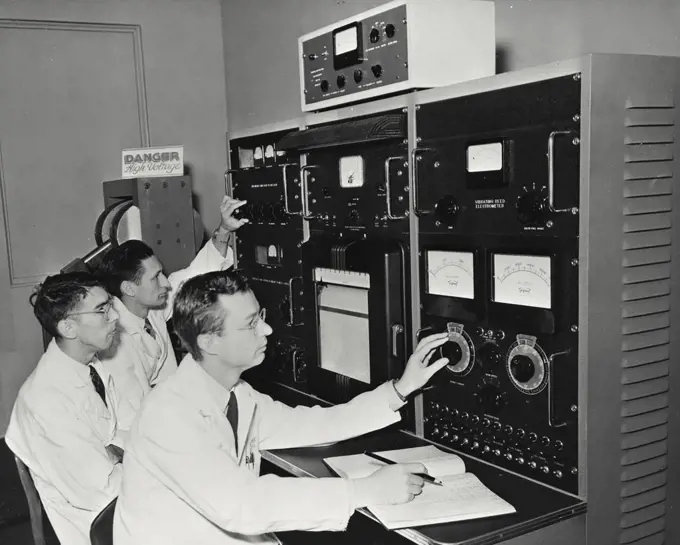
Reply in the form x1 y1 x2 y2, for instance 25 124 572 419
225 391 239 451
89 366 107 408
144 318 157 340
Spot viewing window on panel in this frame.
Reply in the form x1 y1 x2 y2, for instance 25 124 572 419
317 277 370 384
493 254 551 309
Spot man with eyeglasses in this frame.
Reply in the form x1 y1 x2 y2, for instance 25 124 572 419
97 196 247 431
6 272 125 545
114 270 451 545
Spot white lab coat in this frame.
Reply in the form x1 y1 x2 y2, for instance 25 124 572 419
101 239 232 431
114 355 405 545
5 340 123 545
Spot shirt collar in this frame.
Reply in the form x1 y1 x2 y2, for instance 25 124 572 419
176 354 236 411
43 339 97 384
112 296 146 335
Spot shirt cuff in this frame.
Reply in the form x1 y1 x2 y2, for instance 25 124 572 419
206 238 233 270
385 380 407 412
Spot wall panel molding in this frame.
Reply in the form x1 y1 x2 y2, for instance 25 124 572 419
0 19 150 286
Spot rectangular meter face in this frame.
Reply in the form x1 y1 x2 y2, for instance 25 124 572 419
334 26 358 56
426 251 475 299
493 254 551 309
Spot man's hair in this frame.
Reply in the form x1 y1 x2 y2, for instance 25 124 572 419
97 240 155 298
30 272 106 339
173 270 250 361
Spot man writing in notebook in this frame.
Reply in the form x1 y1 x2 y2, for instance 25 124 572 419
114 269 451 545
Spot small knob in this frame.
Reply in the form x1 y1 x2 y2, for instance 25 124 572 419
541 465 550 474
336 75 346 88
461 438 469 446
503 425 513 435
516 428 526 439
369 27 380 43
478 343 502 367
470 415 480 424
517 457 525 465
482 418 491 427
554 440 564 451
529 461 537 469
353 70 363 83
554 470 563 479
493 421 502 432
434 195 459 226
320 80 329 92
385 23 396 38
461 412 469 420
371 64 383 78
510 355 536 383
505 453 513 461
308 53 318 60
529 432 538 443
347 208 360 224
472 441 480 449
541 436 551 447
483 445 491 453
476 384 505 415
452 434 460 442
493 449 501 456
516 190 548 226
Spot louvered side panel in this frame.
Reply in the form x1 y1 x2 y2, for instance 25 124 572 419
620 103 674 545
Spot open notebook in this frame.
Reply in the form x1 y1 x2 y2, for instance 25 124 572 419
324 445 516 529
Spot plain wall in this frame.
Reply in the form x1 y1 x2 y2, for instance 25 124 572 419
221 0 680 134
0 0 228 434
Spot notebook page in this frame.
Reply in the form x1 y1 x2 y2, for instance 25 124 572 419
370 473 516 530
324 445 465 480
377 446 466 477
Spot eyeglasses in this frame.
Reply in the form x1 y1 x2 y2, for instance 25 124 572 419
66 301 115 321
238 308 267 331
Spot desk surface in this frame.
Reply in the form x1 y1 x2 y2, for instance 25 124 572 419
257 381 586 545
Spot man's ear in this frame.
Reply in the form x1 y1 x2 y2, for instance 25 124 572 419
120 280 136 298
56 318 77 340
197 333 218 357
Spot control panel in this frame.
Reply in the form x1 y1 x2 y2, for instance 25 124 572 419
299 0 495 111
416 75 581 494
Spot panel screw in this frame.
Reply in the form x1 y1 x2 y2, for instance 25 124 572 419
571 258 579 266
572 137 580 146
570 405 578 412
434 161 440 168
571 207 579 214
572 114 580 122
573 73 581 81
163 181 168 188
144 182 151 189
570 325 578 332
546 220 554 228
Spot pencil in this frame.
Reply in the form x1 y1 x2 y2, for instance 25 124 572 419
364 451 443 486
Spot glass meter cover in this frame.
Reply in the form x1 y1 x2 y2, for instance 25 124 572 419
339 155 364 188
467 142 502 172
426 251 475 299
493 254 551 309
334 26 358 55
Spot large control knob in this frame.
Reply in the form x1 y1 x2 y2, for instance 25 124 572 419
369 27 381 43
434 195 459 226
347 208 360 224
478 342 502 368
506 334 549 394
439 322 475 376
516 190 548 226
509 354 535 383
476 383 506 415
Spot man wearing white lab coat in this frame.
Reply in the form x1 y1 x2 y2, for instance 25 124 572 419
114 269 450 545
98 196 247 429
6 272 124 545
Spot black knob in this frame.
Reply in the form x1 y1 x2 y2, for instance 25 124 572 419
320 79 329 92
371 64 383 78
279 297 291 320
308 53 318 60
347 208 360 224
353 70 363 83
529 432 538 443
385 23 396 38
478 343 502 367
439 341 463 366
434 195 459 226
336 75 346 88
369 28 380 43
554 440 564 451
271 202 287 222
510 355 536 383
476 384 505 415
516 191 548 226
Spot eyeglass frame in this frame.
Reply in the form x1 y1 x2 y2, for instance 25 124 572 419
65 300 116 321
237 308 267 331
